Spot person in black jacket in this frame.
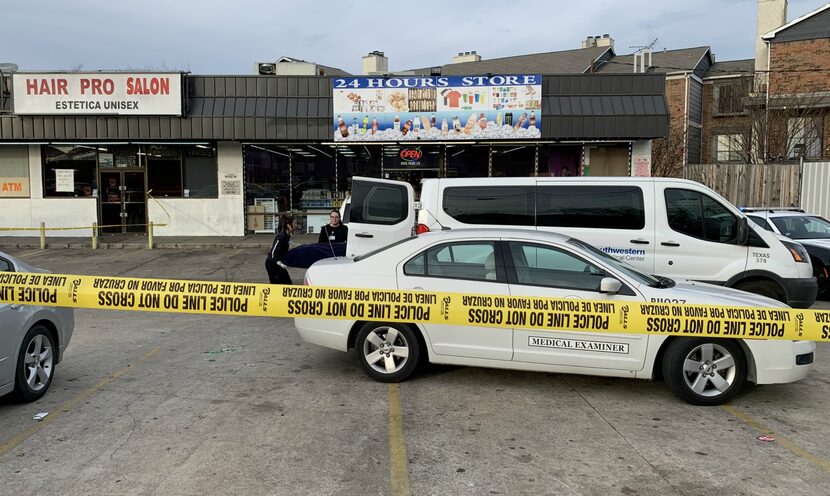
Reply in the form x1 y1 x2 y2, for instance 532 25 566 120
266 216 294 284
318 209 348 244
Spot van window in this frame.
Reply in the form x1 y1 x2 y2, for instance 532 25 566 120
747 215 773 231
350 182 408 225
665 189 739 244
537 186 645 230
442 186 534 226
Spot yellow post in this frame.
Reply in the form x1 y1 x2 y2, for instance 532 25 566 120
39 222 46 249
148 221 154 249
92 222 98 250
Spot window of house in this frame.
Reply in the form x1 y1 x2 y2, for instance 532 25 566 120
0 146 30 198
713 134 744 162
714 82 747 115
787 117 822 159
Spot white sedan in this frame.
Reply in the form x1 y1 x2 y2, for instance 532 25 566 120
1 252 74 402
294 230 815 405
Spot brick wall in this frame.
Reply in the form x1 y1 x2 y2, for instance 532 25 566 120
770 39 830 94
700 81 751 163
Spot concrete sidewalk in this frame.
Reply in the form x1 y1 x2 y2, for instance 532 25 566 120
0 232 321 250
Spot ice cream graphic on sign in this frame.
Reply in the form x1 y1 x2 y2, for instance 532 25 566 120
332 75 542 142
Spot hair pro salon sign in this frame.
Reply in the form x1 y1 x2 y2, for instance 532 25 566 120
12 73 182 115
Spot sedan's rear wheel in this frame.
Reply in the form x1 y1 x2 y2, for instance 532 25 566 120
662 338 746 406
12 325 56 403
355 322 420 383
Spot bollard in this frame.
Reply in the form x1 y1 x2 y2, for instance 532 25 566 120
92 222 98 250
148 221 154 249
39 222 46 249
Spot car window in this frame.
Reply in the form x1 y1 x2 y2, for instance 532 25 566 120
404 241 499 281
537 185 645 230
665 189 739 244
747 215 774 231
0 257 12 272
350 182 408 225
507 241 605 291
771 215 830 240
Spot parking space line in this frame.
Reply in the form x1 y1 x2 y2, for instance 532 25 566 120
0 347 160 457
15 249 48 258
721 404 830 474
388 383 411 496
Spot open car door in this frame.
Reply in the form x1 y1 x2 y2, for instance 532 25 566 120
346 177 415 257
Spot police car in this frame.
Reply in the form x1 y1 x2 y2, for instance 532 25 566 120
744 208 830 299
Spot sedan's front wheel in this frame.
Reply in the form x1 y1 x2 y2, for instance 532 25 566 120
13 325 56 403
662 338 746 406
355 322 420 383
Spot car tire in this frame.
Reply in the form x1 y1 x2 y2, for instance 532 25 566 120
813 261 829 300
12 325 56 403
662 338 746 406
734 279 784 303
355 322 420 383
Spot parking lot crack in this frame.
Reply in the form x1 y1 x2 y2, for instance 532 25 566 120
564 378 682 495
109 397 140 461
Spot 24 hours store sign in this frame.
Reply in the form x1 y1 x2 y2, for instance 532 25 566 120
332 75 541 142
12 73 182 115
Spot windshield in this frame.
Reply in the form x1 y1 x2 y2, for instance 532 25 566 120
567 238 665 287
354 236 418 262
771 215 830 240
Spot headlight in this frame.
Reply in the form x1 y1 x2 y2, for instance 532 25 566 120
782 240 810 263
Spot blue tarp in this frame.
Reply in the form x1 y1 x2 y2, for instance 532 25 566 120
284 242 347 268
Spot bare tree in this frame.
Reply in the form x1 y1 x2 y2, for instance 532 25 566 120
651 128 686 177
709 72 825 164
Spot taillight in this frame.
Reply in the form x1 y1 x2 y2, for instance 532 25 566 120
416 223 430 235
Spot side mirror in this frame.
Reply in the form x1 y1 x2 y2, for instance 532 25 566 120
599 277 622 294
736 217 749 246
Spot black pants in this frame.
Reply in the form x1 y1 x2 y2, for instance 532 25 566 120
265 258 292 284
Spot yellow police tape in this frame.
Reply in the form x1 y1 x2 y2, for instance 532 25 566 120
1 272 829 342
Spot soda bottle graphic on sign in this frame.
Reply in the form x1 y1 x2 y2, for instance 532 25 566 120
393 115 400 131
430 114 436 129
362 115 369 135
496 112 503 127
413 115 420 135
371 117 379 135
441 118 449 135
529 111 536 129
514 112 527 130
452 116 462 133
478 113 487 130
505 112 513 126
337 115 349 138
352 117 358 134
402 119 412 136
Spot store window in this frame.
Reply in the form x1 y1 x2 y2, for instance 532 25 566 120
337 145 381 199
42 145 98 197
539 145 581 177
445 145 488 178
145 145 218 198
491 145 535 177
0 146 30 198
382 144 440 195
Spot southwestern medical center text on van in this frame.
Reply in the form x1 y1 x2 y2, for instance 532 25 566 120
601 246 647 262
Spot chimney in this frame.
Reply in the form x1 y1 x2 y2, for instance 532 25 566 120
596 34 614 48
756 0 787 73
452 50 482 64
581 36 597 49
362 50 389 75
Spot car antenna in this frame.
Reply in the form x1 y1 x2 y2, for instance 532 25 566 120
420 208 451 231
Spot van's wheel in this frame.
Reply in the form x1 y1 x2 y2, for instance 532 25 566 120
12 325 56 403
355 322 420 383
662 339 746 406
734 279 785 303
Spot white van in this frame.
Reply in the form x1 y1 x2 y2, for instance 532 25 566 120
345 176 817 308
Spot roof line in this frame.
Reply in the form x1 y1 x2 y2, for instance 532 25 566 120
762 2 830 39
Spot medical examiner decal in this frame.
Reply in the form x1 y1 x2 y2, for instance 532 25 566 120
528 337 630 354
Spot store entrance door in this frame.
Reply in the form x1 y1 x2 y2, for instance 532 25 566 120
99 171 147 233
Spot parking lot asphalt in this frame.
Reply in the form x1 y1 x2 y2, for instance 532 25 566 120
1 247 829 496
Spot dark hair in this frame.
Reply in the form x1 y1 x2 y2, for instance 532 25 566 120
278 215 294 234
329 209 340 217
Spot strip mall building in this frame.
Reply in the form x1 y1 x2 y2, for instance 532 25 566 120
0 48 668 237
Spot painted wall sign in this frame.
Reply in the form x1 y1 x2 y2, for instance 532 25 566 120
332 75 542 142
12 73 183 115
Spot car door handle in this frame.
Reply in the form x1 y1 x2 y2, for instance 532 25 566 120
10 304 22 310
355 233 374 238
661 241 680 247
630 238 650 245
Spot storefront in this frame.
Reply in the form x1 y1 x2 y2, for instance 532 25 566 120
0 71 667 236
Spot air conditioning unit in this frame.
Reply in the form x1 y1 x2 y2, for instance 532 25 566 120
257 63 276 75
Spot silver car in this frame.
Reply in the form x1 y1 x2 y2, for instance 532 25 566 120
0 252 74 402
